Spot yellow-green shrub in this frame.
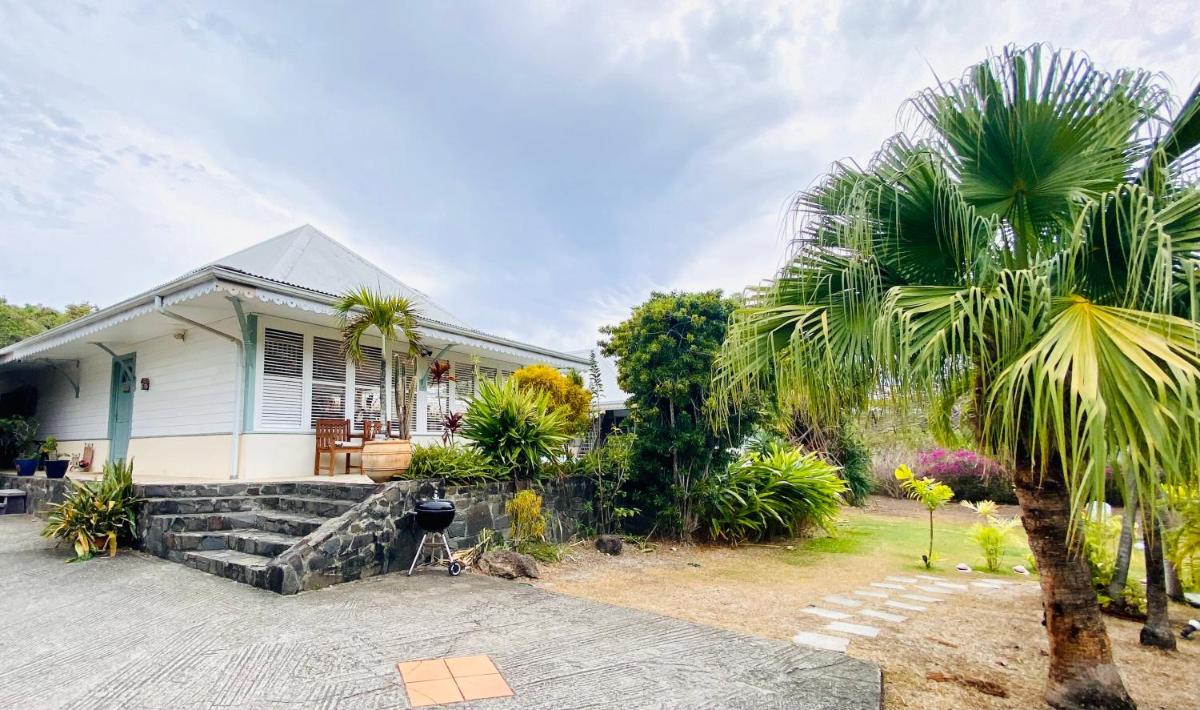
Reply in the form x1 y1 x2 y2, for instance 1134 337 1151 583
511 364 592 435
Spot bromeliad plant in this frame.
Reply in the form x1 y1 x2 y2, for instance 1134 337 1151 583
713 44 1200 706
895 465 953 568
42 459 140 561
962 500 1022 572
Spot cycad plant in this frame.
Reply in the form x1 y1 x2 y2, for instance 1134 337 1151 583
333 287 424 439
713 45 1200 709
963 500 1021 572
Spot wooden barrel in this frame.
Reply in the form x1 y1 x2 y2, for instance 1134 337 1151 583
361 439 413 482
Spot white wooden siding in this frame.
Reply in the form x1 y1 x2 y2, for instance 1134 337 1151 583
31 352 111 441
130 319 239 437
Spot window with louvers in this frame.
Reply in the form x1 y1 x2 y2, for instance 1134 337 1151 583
261 328 303 429
310 336 346 427
478 365 498 384
452 361 475 410
353 345 383 430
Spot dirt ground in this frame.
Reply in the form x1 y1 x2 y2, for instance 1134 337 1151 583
534 497 1199 710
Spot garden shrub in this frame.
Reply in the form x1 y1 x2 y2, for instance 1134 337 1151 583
915 448 1016 504
831 426 872 506
507 489 547 542
462 379 571 480
42 459 140 561
1084 512 1122 587
962 500 1020 572
580 430 638 533
511 364 592 435
869 442 911 498
698 442 846 543
405 444 502 484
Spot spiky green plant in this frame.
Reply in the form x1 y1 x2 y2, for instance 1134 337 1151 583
42 459 140 561
712 44 1200 708
963 500 1022 572
462 378 571 479
700 442 846 543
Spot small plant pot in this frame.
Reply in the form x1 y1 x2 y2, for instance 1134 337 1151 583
45 460 69 479
13 458 38 476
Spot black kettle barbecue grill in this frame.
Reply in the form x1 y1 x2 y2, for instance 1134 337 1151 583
407 494 463 577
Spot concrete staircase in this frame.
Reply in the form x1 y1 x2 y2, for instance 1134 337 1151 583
139 481 383 590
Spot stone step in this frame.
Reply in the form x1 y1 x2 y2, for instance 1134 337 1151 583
227 529 302 557
148 511 258 533
183 549 272 588
294 481 382 502
885 600 927 612
823 595 863 607
268 495 357 518
859 609 907 623
824 621 880 638
142 496 259 516
255 509 330 537
137 482 296 499
801 607 852 620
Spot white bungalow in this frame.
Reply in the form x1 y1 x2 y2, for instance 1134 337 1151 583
0 225 586 481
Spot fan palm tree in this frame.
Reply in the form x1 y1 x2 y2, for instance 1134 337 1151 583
713 45 1200 710
334 287 425 440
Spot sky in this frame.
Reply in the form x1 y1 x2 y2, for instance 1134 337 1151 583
1 1 1197 352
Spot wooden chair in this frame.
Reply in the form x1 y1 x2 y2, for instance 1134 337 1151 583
362 419 388 442
314 418 362 476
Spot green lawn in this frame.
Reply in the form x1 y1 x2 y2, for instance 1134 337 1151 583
788 510 1034 578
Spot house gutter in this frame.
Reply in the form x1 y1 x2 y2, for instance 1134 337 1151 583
154 295 244 481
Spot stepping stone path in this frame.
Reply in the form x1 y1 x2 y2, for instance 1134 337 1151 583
793 631 850 653
859 609 906 623
825 621 880 638
801 607 852 620
791 571 1025 655
853 590 889 599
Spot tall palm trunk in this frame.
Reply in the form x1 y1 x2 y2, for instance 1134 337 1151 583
1139 507 1177 650
1014 463 1135 710
1106 476 1138 604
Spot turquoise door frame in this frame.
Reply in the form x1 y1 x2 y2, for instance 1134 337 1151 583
107 353 136 463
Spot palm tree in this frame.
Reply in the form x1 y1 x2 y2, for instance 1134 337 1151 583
713 45 1200 710
334 287 425 440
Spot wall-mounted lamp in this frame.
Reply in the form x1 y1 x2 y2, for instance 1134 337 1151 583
140 378 151 391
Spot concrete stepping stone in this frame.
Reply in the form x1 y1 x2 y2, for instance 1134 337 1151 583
870 582 906 590
853 590 889 599
793 631 850 653
900 593 943 603
970 581 1005 589
914 585 954 594
825 621 880 638
801 606 852 620
859 609 907 623
885 575 918 583
933 581 968 591
886 600 927 612
823 595 863 607
915 574 945 582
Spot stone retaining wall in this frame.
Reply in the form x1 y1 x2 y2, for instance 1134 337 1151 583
0 473 71 515
266 477 594 594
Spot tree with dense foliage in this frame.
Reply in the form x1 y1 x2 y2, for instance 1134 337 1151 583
511 364 592 435
601 290 755 538
0 298 96 347
713 45 1200 709
333 287 424 439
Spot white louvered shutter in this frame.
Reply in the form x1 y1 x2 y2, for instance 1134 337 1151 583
353 345 383 430
261 328 303 429
310 336 347 427
478 365 498 385
452 361 475 412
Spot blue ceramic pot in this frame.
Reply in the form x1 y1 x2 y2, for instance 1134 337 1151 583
45 460 69 479
13 458 38 476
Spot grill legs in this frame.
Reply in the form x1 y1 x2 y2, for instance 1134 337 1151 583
407 531 457 576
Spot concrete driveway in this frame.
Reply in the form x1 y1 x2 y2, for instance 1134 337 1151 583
1 516 880 709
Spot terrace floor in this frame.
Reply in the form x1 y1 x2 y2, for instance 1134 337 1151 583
1 515 880 709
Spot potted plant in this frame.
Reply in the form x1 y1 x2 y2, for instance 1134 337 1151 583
334 287 426 483
2 416 40 476
42 437 68 479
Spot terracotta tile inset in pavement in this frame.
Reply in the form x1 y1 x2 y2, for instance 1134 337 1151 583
399 655 514 706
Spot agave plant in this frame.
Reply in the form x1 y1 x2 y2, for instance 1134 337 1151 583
713 44 1200 706
461 378 570 480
